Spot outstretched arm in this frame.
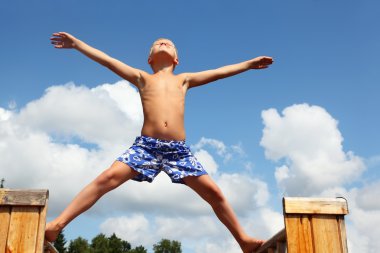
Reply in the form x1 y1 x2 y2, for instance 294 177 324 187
50 32 144 86
185 56 274 89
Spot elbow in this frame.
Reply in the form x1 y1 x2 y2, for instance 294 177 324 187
102 58 113 69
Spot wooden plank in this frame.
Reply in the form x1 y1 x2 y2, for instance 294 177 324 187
311 215 342 253
0 189 48 206
6 206 40 253
283 197 348 215
338 217 348 253
35 201 48 253
256 228 286 253
285 214 313 253
0 207 11 253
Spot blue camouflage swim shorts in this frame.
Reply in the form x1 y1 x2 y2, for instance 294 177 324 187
116 135 208 184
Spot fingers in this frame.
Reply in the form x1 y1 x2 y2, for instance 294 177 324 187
262 57 274 64
50 32 69 49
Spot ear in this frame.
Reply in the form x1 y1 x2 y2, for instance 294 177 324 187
174 58 179 65
148 56 153 64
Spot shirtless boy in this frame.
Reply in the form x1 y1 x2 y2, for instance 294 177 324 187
47 32 273 253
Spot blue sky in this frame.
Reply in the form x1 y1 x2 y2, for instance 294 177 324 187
1 1 380 252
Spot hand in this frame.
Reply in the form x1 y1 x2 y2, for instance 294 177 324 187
50 32 77 49
250 56 274 69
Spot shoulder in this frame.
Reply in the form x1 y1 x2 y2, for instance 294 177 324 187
134 70 153 89
176 73 191 84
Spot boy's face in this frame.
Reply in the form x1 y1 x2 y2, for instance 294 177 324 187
148 39 178 66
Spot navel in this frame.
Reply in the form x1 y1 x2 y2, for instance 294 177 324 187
164 121 168 127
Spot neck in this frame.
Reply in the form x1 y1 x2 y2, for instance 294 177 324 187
151 62 175 74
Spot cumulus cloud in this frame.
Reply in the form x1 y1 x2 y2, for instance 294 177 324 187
15 81 142 149
260 103 365 195
193 149 218 175
192 137 229 159
100 214 153 247
0 108 12 120
217 173 269 212
0 80 143 213
355 181 380 210
191 137 253 172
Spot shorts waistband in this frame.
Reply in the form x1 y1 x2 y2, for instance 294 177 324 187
136 135 186 145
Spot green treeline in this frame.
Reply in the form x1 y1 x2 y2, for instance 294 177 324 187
54 231 182 253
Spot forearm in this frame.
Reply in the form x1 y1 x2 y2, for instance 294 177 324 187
73 38 112 67
214 59 254 80
187 56 272 88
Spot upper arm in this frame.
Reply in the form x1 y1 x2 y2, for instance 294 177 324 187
106 57 146 87
185 60 253 89
185 69 223 89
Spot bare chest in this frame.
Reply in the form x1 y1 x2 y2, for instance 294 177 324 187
140 78 187 100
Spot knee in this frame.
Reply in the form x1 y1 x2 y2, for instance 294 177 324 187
94 168 120 191
205 185 225 204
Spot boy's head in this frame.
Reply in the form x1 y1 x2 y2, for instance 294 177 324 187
148 38 179 70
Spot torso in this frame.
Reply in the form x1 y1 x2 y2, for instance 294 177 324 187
137 72 189 141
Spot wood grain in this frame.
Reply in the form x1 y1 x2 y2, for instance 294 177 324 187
283 197 348 215
0 189 48 206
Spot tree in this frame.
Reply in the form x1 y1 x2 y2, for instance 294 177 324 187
153 239 182 253
54 230 67 253
0 178 5 188
91 233 109 253
108 233 131 253
67 237 91 253
129 245 148 253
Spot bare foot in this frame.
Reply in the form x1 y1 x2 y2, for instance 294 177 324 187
240 237 265 253
45 222 63 242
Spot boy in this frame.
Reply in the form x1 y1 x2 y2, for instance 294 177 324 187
47 32 273 253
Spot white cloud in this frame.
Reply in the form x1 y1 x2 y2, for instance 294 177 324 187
0 107 12 120
260 103 365 195
217 173 269 212
194 149 218 175
196 238 241 253
191 137 251 167
100 214 153 247
192 137 229 158
15 80 142 149
344 186 380 253
355 181 380 210
154 216 221 240
0 80 143 214
274 165 290 182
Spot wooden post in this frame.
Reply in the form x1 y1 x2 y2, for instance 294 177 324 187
0 189 49 253
283 197 349 253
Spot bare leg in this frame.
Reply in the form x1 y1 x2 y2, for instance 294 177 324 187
183 175 264 253
45 161 139 242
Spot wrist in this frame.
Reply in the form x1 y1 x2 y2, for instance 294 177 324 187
248 59 257 69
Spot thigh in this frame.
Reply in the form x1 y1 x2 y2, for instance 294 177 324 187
97 161 140 188
183 175 223 202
